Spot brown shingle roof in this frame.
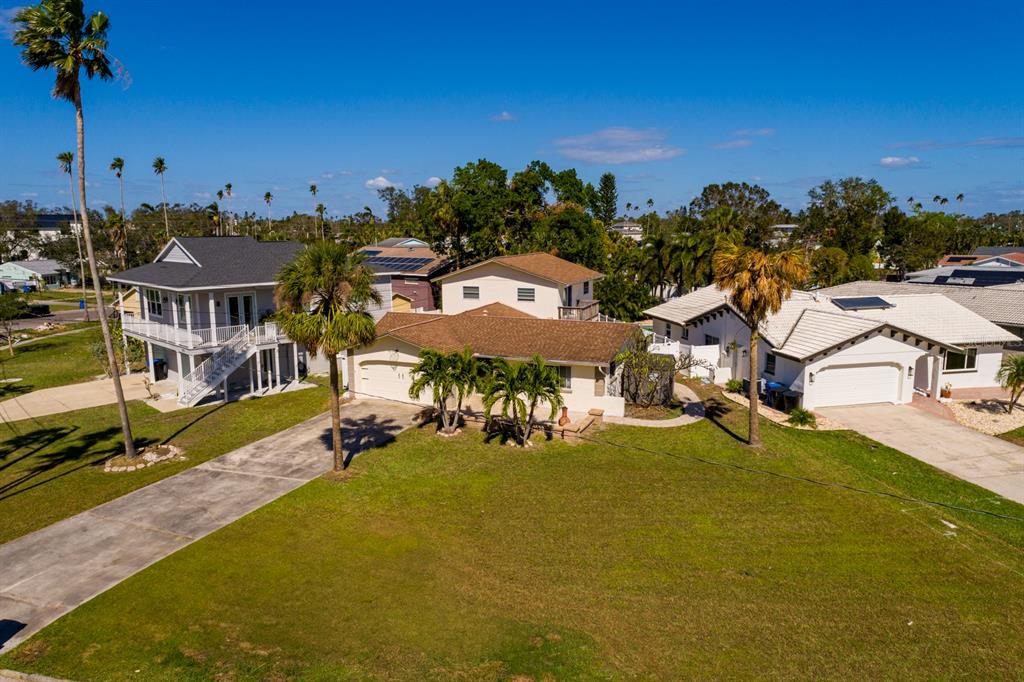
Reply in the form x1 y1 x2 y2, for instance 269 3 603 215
375 309 637 364
459 302 536 318
437 252 602 286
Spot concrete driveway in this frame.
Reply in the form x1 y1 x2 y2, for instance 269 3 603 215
0 398 422 653
818 404 1024 504
0 374 155 422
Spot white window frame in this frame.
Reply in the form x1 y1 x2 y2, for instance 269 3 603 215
175 293 190 323
942 347 977 373
463 285 480 300
556 365 572 390
681 326 689 340
145 288 163 318
517 287 535 302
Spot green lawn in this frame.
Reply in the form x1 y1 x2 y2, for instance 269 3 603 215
1000 424 1024 448
0 324 105 394
5 390 1023 680
0 386 329 544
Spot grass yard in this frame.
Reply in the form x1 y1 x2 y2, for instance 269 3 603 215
1000 424 1024 448
5 389 1024 679
0 385 329 543
0 324 105 393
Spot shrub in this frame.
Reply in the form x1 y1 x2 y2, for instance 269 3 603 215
787 407 817 429
725 378 744 393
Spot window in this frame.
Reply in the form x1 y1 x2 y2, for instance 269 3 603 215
943 347 977 372
556 365 572 390
517 287 535 302
666 323 673 338
583 280 590 295
705 334 720 346
765 353 777 375
145 289 162 317
681 326 689 340
463 285 479 300
175 294 189 321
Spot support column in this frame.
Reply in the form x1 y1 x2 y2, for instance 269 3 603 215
146 341 155 381
188 353 195 376
118 287 130 375
171 291 180 346
249 357 255 394
292 343 300 381
930 352 942 401
256 349 263 392
184 295 193 348
208 292 217 344
222 378 228 403
141 287 149 321
176 351 184 396
273 346 281 390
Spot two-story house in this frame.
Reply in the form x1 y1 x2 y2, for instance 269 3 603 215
436 252 602 320
109 237 309 407
357 237 451 317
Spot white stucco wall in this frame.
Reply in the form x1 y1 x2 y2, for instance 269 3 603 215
938 344 1005 390
799 335 925 409
440 263 564 317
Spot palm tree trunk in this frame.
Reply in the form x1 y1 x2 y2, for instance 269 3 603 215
67 174 91 322
160 175 169 237
118 175 128 270
748 328 761 447
75 95 136 458
328 353 344 470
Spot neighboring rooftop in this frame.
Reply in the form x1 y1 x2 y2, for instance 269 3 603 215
903 264 1024 287
438 252 602 286
0 213 78 231
376 304 636 364
357 237 449 277
1 259 65 276
109 236 303 290
973 246 1024 257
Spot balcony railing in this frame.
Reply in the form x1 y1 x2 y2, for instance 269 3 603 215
558 300 600 321
122 311 282 350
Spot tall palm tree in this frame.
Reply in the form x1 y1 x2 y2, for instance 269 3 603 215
57 151 89 321
315 203 326 239
996 355 1024 415
956 193 965 205
224 182 233 234
263 191 273 233
15 0 136 457
309 183 318 239
275 242 380 470
152 156 168 236
109 156 127 269
713 240 808 447
215 189 224 235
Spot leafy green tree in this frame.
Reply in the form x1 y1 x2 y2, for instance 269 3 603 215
878 207 948 276
996 355 1024 415
0 292 28 356
801 178 893 256
14 0 137 457
275 242 380 470
847 253 877 282
689 182 789 248
809 247 849 287
451 159 509 262
532 206 605 270
713 241 809 446
595 172 618 225
152 156 169 236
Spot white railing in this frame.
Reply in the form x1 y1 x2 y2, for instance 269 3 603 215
178 326 254 405
122 311 281 350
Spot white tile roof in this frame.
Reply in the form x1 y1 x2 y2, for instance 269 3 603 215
818 280 1024 326
646 284 1020 360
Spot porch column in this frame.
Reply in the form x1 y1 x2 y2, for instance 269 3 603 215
249 358 255 394
171 292 181 345
256 349 263 392
118 287 130 375
208 292 217 344
176 351 184 395
189 353 195 374
292 342 300 381
222 378 228 403
141 286 149 321
146 341 155 381
930 351 942 402
273 347 281 389
184 295 193 349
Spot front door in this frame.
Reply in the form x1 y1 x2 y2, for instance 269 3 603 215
226 294 256 328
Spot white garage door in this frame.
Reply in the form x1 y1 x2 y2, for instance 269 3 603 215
811 363 900 408
358 361 422 403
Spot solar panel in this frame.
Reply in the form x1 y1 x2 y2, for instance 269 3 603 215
364 256 434 272
831 296 893 311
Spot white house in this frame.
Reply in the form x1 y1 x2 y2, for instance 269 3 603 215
436 252 602 320
109 237 313 406
349 302 636 417
647 285 1019 410
0 259 76 290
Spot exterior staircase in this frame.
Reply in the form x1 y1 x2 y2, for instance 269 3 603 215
178 326 259 406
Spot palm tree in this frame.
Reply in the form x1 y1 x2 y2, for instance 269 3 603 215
57 151 89 321
309 183 318 238
263 191 273 232
449 346 481 430
956 193 965 205
483 356 563 445
520 355 564 442
996 355 1024 414
409 349 459 433
316 203 326 239
215 189 224 235
15 0 136 457
712 240 809 446
275 242 380 470
152 156 169 236
109 156 127 269
224 182 233 234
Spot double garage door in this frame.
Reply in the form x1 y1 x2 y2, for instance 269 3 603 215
811 363 901 408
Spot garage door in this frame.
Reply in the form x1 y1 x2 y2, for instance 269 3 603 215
811 363 900 408
358 361 424 403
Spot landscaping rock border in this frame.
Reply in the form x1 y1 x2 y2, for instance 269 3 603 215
104 444 185 473
721 391 842 431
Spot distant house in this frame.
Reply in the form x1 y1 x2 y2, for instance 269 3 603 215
608 221 644 242
0 259 76 290
647 285 1019 408
357 237 450 317
0 213 77 260
903 252 1024 286
436 252 603 320
767 223 800 248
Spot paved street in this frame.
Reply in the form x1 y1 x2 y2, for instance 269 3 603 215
0 399 421 653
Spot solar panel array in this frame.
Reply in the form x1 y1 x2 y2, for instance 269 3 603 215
365 256 434 272
831 296 893 311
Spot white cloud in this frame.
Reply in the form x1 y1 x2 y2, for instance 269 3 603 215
888 137 1024 150
20 191 38 198
734 127 775 137
554 127 685 164
879 155 921 168
490 111 516 122
194 191 212 199
425 176 443 188
365 176 402 190
712 139 754 150
381 168 400 175
0 7 23 40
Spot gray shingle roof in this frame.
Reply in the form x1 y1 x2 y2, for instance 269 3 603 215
109 237 303 290
973 246 1024 257
3 259 64 276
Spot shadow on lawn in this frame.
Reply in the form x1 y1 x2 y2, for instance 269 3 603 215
159 402 225 446
702 397 749 444
319 412 404 467
0 426 157 502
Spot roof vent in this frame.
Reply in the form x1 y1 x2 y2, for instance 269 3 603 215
831 296 893 311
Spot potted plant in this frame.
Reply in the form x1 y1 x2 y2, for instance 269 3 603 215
940 382 953 399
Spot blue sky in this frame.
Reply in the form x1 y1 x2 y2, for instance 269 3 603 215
1 0 1022 218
